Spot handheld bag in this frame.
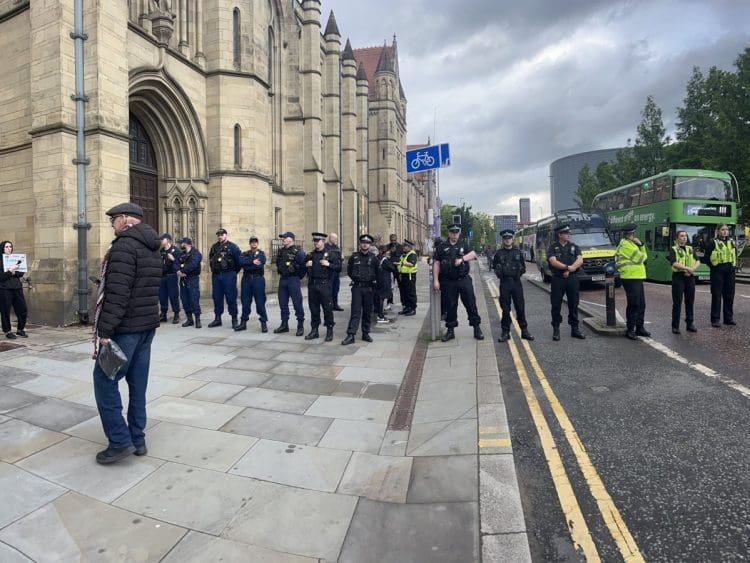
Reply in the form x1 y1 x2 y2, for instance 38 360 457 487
97 340 128 380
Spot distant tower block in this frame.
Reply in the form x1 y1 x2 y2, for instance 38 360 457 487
519 197 530 224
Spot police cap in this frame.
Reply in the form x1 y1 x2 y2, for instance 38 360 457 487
447 224 461 233
278 231 296 239
249 236 259 243
403 239 414 247
554 225 571 235
500 229 514 238
179 237 193 245
312 232 328 241
161 233 172 241
620 223 637 234
359 234 374 244
106 202 144 218
216 228 228 236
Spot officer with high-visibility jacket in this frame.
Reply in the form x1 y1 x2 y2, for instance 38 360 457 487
615 223 649 340
705 223 736 327
666 230 700 334
397 239 418 315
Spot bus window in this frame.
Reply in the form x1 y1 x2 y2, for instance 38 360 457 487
627 187 640 208
644 229 653 249
674 224 714 259
653 177 670 201
673 177 734 200
654 225 670 252
640 182 654 205
613 191 625 209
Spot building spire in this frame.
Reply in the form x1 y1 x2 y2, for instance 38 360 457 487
342 38 355 61
324 10 340 37
376 42 393 73
356 63 368 82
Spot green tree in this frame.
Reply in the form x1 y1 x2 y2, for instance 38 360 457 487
633 95 670 177
574 164 598 209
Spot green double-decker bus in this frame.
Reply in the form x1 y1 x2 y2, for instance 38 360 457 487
591 169 739 282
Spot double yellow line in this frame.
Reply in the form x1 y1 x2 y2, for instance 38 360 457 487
487 281 644 563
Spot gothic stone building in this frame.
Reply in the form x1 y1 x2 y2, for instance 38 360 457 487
0 0 419 325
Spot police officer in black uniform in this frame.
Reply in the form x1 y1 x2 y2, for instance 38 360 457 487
305 232 340 342
274 231 307 336
432 224 484 342
547 225 585 340
158 233 181 324
176 237 202 328
342 234 379 345
235 236 268 333
208 228 242 328
493 229 534 342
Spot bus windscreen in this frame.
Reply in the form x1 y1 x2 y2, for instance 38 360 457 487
673 177 736 200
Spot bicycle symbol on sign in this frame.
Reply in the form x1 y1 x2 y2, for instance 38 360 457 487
410 151 435 170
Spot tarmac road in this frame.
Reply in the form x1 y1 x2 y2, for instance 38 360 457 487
480 269 750 562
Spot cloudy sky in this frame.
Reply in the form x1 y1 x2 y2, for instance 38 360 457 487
322 0 750 221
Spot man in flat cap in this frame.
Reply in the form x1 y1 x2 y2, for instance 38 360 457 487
493 229 533 342
615 223 649 340
274 231 307 336
397 239 419 315
235 236 268 333
176 237 203 328
305 232 340 341
342 234 379 344
547 224 585 340
158 233 181 324
91 202 161 464
433 224 484 341
207 228 242 328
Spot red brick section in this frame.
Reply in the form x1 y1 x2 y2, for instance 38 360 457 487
387 314 430 431
352 45 395 100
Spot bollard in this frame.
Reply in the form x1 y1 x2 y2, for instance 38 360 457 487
605 277 616 327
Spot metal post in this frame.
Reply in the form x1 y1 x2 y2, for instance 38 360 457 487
605 277 616 327
427 167 441 341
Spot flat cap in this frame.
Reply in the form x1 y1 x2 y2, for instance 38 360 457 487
359 234 374 243
312 232 328 241
447 224 461 232
106 202 144 218
160 233 172 240
179 237 193 245
500 229 515 238
403 239 414 247
216 228 228 236
620 223 637 234
279 231 296 239
554 225 571 234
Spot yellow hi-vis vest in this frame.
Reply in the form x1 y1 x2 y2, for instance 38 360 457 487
671 244 696 272
615 238 647 280
709 239 736 267
398 250 418 278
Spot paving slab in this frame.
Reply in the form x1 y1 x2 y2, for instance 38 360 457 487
305 396 393 423
337 452 412 503
163 531 317 563
269 362 342 379
0 386 44 414
479 454 527 534
160 350 237 368
0 419 67 463
0 366 39 386
379 429 409 457
62 416 161 446
0 542 31 563
185 382 244 403
11 374 89 400
115 462 260 535
300 343 359 355
219 357 278 372
144 376 207 401
17 437 163 503
148 361 205 379
0 462 66 528
1 357 92 379
261 373 339 395
0 492 185 562
332 381 366 397
230 439 351 492
190 366 270 387
9 398 98 431
333 355 410 370
318 419 387 454
336 365 405 384
31 349 91 363
482 532 532 563
230 347 281 361
222 480 358 561
144 421 257 471
226 387 318 414
407 455 479 503
253 341 309 352
361 383 400 401
220 408 332 446
411 393 476 424
477 375 504 404
252 351 335 366
339 499 479 563
407 418 478 456
147 396 244 430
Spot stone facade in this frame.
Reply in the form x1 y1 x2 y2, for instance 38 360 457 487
0 0 426 326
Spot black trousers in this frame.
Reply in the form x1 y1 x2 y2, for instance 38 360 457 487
0 288 27 333
347 285 374 335
550 275 579 328
308 280 334 328
710 265 735 323
622 279 646 331
444 276 481 328
499 278 527 332
399 275 417 311
671 273 695 327
439 273 448 315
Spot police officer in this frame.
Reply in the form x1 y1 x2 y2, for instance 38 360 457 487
342 234 379 345
176 237 202 328
208 228 241 328
616 224 649 340
705 223 736 327
326 233 344 311
432 224 484 341
305 232 340 341
493 229 534 342
548 225 585 340
274 231 306 336
386 234 402 309
667 230 699 334
235 236 268 333
397 239 418 315
158 233 181 324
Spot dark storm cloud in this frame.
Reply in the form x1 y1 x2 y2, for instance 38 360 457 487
323 0 750 217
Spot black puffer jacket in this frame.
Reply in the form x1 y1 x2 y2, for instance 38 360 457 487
0 270 23 290
97 223 161 338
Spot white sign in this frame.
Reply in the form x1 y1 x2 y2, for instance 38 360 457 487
3 253 28 273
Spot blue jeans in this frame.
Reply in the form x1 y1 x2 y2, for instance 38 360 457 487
93 329 155 449
159 274 179 313
212 271 238 316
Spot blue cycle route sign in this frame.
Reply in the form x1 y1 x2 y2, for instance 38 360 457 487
406 143 450 173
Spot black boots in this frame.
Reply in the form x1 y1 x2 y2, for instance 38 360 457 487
552 326 561 341
182 313 194 327
305 327 319 340
498 331 510 343
441 328 455 342
172 313 180 324
342 334 355 345
635 327 651 337
231 316 239 329
473 326 484 340
325 327 334 342
296 322 305 337
333 302 344 312
626 329 638 340
159 311 168 323
571 328 586 339
274 322 289 334
234 320 247 332
361 333 373 342
520 329 534 341
208 316 222 328
194 315 202 328
686 323 697 332
261 321 268 333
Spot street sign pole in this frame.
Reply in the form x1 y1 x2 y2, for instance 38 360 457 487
427 167 441 341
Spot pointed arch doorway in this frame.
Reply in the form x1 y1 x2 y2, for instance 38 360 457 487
129 113 159 230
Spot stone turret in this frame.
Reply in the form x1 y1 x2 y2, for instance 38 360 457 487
322 10 341 235
340 38 359 253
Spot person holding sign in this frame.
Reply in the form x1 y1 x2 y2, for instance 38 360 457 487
1 240 28 339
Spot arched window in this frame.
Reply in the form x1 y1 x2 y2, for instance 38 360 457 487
233 8 241 68
234 124 242 168
267 26 275 90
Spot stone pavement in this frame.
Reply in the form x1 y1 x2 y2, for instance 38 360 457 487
0 261 530 562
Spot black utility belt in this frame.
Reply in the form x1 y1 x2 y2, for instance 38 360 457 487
244 273 264 278
352 281 375 287
280 274 299 278
310 278 329 284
